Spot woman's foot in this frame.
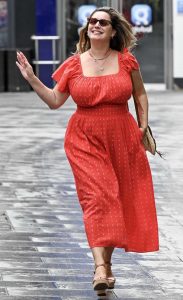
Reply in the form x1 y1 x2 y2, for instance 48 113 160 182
105 262 116 289
93 264 109 292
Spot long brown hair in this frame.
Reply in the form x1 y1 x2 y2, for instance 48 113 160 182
76 6 137 53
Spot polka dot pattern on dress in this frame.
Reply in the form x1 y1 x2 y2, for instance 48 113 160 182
52 49 159 253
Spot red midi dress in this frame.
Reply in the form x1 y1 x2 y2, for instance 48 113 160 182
52 49 159 253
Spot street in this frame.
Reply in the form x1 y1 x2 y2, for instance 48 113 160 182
0 90 183 300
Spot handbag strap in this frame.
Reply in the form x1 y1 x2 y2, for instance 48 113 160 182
133 95 141 127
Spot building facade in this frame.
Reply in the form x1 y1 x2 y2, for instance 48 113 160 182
0 0 182 90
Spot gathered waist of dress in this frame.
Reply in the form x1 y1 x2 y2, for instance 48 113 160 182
76 104 128 117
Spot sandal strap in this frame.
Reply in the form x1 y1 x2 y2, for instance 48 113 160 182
94 262 112 272
93 262 113 275
93 264 108 281
94 263 106 270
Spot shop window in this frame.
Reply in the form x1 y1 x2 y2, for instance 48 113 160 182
123 0 164 83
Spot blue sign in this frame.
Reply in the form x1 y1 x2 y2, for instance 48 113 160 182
36 0 57 87
131 4 152 26
77 5 96 26
177 0 183 13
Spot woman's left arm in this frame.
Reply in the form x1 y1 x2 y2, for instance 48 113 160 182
131 69 148 136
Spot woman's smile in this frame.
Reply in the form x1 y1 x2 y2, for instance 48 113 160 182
91 30 103 35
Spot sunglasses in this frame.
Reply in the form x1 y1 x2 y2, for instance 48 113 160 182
87 17 112 27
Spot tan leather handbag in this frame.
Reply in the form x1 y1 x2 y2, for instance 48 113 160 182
141 125 156 155
133 99 163 158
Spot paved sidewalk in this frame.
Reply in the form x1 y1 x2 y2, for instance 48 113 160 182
0 91 183 300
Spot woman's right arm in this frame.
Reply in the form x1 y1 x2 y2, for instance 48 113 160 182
16 51 69 109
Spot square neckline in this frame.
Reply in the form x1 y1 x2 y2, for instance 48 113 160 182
78 51 121 78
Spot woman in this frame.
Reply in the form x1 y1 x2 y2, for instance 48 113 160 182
17 6 159 296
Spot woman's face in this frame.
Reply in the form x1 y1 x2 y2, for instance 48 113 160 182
87 11 116 42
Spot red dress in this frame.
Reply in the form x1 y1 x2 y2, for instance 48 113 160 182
52 50 159 253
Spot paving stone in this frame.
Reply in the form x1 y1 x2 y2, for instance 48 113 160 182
0 297 62 300
0 91 183 299
0 288 7 295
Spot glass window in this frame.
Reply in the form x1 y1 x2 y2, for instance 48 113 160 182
123 0 164 83
0 0 8 48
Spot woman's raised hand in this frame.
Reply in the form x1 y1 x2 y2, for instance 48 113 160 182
16 50 68 109
16 51 35 81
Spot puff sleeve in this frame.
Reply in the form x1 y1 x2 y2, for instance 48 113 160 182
121 48 139 73
52 55 78 93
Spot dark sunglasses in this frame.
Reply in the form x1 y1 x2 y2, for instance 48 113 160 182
87 17 112 27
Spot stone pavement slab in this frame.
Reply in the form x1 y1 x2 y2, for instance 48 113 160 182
0 91 183 299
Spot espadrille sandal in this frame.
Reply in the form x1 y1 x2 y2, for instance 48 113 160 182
93 263 109 293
